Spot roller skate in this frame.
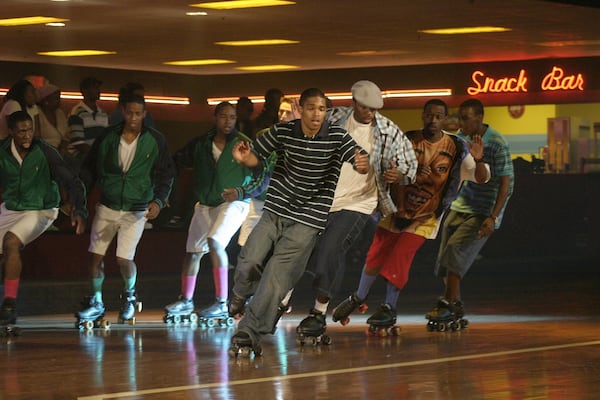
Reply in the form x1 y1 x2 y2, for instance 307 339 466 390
270 302 292 334
296 309 332 346
117 290 142 325
425 298 469 332
332 292 368 325
228 293 249 319
197 300 235 328
75 296 110 331
0 297 20 337
164 295 198 325
365 303 401 337
228 331 262 358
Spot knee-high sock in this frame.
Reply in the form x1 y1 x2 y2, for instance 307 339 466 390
123 273 137 292
3 279 19 299
356 272 377 301
91 277 104 303
385 282 401 309
213 267 228 301
182 275 197 300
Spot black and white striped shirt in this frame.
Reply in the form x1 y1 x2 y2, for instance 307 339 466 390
253 120 359 229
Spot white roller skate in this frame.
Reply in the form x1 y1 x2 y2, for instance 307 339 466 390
164 295 198 325
197 300 235 328
75 296 110 331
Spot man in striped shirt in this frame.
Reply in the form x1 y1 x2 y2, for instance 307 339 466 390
228 88 369 356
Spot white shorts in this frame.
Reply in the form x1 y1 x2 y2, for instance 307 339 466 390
88 204 147 260
186 201 249 253
238 198 265 247
0 204 58 253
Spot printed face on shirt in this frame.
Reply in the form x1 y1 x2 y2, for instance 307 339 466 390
123 102 146 133
352 100 377 124
215 104 237 136
299 96 327 136
394 135 457 220
11 119 34 152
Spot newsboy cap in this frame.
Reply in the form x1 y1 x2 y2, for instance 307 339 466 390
351 80 383 109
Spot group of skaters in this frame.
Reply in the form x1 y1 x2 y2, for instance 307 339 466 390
0 77 513 354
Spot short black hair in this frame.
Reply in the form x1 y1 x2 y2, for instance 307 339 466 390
7 110 32 130
459 98 484 117
423 99 448 115
121 93 146 109
214 101 234 116
299 88 327 106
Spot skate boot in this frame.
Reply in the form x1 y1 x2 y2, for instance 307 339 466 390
332 292 368 325
425 298 468 332
0 297 20 337
228 293 248 319
198 300 235 328
75 296 110 331
164 295 197 325
366 303 400 337
296 309 332 346
228 331 262 358
118 290 142 325
270 302 292 334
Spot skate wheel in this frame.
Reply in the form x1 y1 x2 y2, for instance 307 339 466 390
340 317 350 326
391 326 401 336
366 327 376 337
173 315 181 324
253 345 263 356
378 328 388 338
205 318 216 328
358 304 368 313
101 320 110 329
438 323 447 332
84 320 94 330
321 335 332 345
460 319 469 329
189 313 198 323
225 317 235 327
310 337 318 346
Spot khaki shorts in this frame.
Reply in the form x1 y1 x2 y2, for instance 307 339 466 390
186 201 249 253
0 204 58 252
88 204 147 260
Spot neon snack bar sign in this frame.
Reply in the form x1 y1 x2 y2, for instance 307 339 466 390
467 66 584 95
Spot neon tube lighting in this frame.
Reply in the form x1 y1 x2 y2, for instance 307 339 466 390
206 88 452 105
0 89 190 105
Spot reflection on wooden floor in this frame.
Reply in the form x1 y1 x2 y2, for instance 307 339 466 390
1 310 599 400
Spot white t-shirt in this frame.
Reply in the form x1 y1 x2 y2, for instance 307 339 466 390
119 135 139 173
329 113 378 214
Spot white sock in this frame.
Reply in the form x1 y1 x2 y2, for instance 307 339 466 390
314 300 329 314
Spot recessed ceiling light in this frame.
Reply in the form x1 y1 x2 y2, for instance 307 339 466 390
215 39 298 46
236 64 299 71
186 11 208 16
190 0 295 10
163 59 235 66
45 22 66 27
419 26 511 34
0 16 69 26
38 50 117 57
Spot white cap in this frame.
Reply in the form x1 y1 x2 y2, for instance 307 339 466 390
351 80 383 109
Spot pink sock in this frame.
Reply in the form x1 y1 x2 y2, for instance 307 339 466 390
4 279 19 299
213 268 228 301
181 275 197 300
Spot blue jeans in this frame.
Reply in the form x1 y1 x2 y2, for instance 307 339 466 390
235 211 319 344
306 210 378 299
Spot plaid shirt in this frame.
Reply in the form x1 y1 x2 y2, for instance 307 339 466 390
328 107 417 217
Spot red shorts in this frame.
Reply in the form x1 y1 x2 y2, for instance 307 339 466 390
365 227 426 290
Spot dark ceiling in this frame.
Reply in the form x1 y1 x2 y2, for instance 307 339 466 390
1 0 600 76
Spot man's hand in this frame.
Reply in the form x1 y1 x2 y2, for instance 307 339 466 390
145 201 161 220
354 148 369 174
71 213 86 235
470 134 483 160
232 140 252 164
477 217 495 238
222 188 239 203
383 160 403 183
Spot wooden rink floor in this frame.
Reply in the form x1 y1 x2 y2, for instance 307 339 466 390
1 255 599 399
